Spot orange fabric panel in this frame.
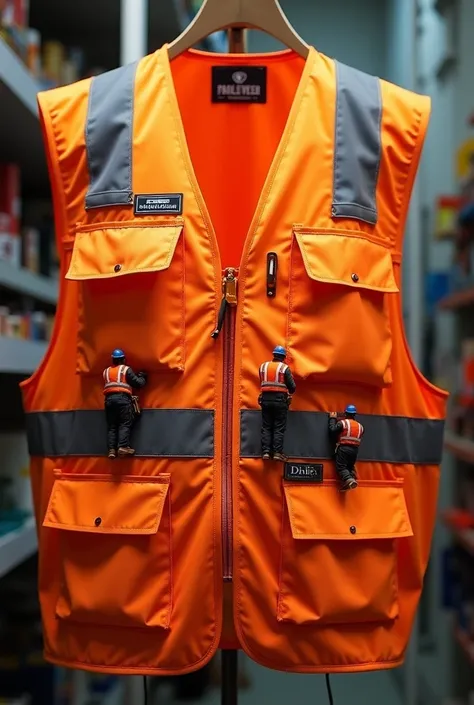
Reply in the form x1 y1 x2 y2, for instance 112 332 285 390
44 473 171 629
288 229 396 385
171 50 306 266
66 222 185 374
278 480 411 625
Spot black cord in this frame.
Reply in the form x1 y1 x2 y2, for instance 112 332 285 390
143 675 148 705
325 674 334 705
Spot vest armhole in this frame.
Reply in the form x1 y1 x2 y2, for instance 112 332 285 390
37 92 69 259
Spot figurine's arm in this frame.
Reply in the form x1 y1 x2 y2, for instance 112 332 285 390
328 416 343 434
284 367 296 395
126 368 147 389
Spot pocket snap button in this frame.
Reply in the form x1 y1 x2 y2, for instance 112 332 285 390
351 273 359 282
94 517 102 526
350 525 356 534
114 264 122 273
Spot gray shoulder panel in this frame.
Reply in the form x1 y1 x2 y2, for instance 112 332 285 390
332 61 382 225
85 61 138 210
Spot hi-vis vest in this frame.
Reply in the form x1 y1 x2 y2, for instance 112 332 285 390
260 361 289 393
339 419 364 446
103 365 132 396
22 46 447 676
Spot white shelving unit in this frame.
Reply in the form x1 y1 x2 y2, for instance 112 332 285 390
0 517 37 580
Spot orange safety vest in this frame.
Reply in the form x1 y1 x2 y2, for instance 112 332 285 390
338 418 364 446
103 365 132 396
259 361 289 394
22 46 447 676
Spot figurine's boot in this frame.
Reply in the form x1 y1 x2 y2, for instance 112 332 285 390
339 470 358 491
262 451 271 460
273 451 288 462
118 447 136 457
108 450 116 459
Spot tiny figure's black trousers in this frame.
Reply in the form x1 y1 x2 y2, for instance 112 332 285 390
335 444 358 482
105 393 134 450
260 394 288 454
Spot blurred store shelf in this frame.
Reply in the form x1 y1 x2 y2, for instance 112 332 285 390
438 287 474 310
441 510 474 554
455 627 474 666
0 38 47 192
0 517 37 579
0 261 58 304
0 337 46 374
445 430 474 464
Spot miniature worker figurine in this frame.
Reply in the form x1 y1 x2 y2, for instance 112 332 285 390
258 346 296 461
328 405 364 491
103 349 148 459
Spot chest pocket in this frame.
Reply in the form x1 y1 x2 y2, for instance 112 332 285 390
287 228 398 388
66 220 185 375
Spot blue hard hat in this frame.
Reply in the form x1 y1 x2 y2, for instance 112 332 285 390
273 345 287 357
111 348 125 360
345 404 357 415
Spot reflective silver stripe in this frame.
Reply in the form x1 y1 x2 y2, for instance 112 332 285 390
240 410 445 465
261 382 287 389
104 381 131 391
85 61 138 210
26 409 214 458
332 61 382 225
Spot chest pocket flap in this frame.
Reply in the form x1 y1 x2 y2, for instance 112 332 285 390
65 221 185 375
289 229 399 387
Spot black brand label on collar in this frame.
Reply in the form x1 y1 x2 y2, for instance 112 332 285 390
212 66 267 104
134 194 183 215
284 463 323 483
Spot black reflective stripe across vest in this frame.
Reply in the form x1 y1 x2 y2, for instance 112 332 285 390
26 409 444 465
332 61 382 225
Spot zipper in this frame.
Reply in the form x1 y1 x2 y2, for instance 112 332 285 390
212 267 238 582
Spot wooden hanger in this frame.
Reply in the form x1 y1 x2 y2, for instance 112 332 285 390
167 0 310 60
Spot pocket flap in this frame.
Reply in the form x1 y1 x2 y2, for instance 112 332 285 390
66 222 183 280
43 473 170 535
283 480 413 540
293 229 399 293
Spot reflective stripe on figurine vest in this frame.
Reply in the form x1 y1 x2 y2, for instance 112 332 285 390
338 419 364 446
103 365 132 395
24 47 448 676
259 361 288 393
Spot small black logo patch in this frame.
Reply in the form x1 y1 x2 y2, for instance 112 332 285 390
212 66 267 104
134 194 183 215
284 463 323 483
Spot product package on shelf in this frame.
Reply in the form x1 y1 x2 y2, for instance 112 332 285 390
21 227 39 273
0 0 29 61
454 339 474 439
0 164 21 268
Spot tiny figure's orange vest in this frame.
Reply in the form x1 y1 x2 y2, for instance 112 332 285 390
338 419 364 446
260 361 289 393
22 46 447 675
103 365 132 396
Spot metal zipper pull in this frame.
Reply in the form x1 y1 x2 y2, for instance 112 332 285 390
211 267 238 339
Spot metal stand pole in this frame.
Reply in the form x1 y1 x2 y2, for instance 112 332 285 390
120 0 148 66
221 650 238 705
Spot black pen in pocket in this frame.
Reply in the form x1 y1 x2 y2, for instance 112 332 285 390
266 252 278 298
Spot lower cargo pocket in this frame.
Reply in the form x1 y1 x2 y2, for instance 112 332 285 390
277 480 413 625
43 472 171 629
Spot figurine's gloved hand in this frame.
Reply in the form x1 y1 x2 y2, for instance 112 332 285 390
138 371 148 383
329 411 338 418
258 394 263 406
